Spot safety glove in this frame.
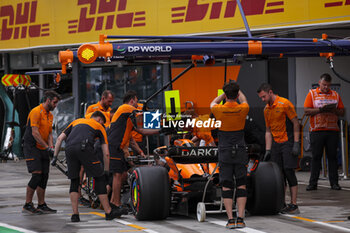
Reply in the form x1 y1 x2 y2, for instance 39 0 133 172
46 147 54 159
263 150 271 161
292 141 301 157
50 156 58 166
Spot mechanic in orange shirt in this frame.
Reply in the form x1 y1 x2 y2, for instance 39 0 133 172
22 91 60 214
257 83 300 214
85 90 114 127
304 73 344 191
131 102 146 155
211 81 249 229
108 91 159 213
191 114 216 147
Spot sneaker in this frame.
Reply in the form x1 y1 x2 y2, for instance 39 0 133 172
105 207 123 220
226 219 236 229
37 203 57 214
110 203 128 215
235 217 246 228
281 204 300 214
22 202 43 215
79 197 91 207
306 185 317 191
71 214 80 222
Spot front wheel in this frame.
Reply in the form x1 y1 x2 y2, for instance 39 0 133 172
130 166 170 220
247 161 284 215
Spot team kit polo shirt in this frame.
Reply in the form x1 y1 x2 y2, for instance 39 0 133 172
108 104 136 173
211 102 249 132
63 118 108 179
264 96 297 144
304 87 344 132
23 104 53 150
108 104 136 150
64 118 108 149
85 101 111 115
23 104 53 173
211 101 250 187
211 101 249 163
85 102 111 127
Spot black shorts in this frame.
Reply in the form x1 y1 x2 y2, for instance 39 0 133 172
65 145 104 179
24 145 50 173
219 162 247 189
271 140 297 169
109 144 128 174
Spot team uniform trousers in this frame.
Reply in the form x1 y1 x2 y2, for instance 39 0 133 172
309 131 339 186
24 144 50 173
109 144 128 174
218 130 248 189
271 140 297 169
65 144 104 179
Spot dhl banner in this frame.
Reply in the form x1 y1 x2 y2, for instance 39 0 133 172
1 74 31 87
1 0 350 51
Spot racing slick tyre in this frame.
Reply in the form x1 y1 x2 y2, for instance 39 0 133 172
130 166 170 220
247 161 284 215
196 202 206 222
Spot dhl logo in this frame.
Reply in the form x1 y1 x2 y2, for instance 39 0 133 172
324 0 350 7
68 0 146 34
0 1 50 41
1 74 31 87
171 0 285 24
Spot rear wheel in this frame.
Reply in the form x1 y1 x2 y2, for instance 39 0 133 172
130 166 170 220
247 161 284 215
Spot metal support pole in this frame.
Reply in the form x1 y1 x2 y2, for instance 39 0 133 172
340 120 349 179
236 0 252 38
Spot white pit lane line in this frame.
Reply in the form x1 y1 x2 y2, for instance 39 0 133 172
283 214 350 232
114 219 159 233
0 222 37 233
207 218 267 233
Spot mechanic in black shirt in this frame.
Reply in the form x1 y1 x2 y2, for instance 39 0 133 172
53 111 122 222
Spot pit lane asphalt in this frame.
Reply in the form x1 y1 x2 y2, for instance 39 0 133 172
1 159 350 233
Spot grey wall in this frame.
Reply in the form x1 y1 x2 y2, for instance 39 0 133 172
237 60 268 129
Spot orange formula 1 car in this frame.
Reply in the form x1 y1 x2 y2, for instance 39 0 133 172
128 137 284 221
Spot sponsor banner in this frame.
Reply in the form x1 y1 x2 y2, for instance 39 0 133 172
1 0 350 50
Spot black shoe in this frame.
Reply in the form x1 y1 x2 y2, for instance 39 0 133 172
105 207 122 220
226 219 236 229
22 202 43 215
235 217 246 228
331 184 342 190
37 203 57 214
110 204 128 215
281 204 300 214
71 214 80 222
306 185 317 191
